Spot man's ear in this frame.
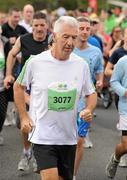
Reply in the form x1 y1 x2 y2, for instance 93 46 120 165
52 32 57 43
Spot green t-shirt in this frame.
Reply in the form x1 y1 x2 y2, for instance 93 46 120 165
104 15 116 34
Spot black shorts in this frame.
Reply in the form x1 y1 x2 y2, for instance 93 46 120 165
122 130 127 136
33 144 76 180
0 90 8 131
5 84 14 102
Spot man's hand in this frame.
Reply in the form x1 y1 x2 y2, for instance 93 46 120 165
4 75 15 89
96 80 103 92
21 117 34 134
79 108 92 122
9 37 16 45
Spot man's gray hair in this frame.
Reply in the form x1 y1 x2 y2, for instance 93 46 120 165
53 16 78 33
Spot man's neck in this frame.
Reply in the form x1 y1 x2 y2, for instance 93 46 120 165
8 21 16 30
51 47 69 61
33 34 46 42
24 19 31 24
76 40 88 50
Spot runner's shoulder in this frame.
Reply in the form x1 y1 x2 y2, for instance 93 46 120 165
70 52 89 66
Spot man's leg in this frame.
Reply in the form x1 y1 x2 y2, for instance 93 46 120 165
115 135 127 160
18 132 32 171
22 132 31 150
40 168 64 180
0 91 8 145
40 168 59 180
74 137 84 176
74 116 90 178
119 154 127 167
106 134 127 178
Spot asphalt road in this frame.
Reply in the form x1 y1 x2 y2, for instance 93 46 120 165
0 100 127 180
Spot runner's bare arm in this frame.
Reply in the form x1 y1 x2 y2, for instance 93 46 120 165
5 37 21 76
105 62 114 77
4 37 21 88
80 92 97 122
95 72 103 91
14 81 33 133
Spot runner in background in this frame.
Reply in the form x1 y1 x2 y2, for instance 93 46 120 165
106 55 127 178
2 7 27 126
4 12 49 172
0 26 8 145
19 4 34 33
73 16 103 180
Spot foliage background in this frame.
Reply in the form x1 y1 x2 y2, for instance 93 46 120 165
0 0 127 13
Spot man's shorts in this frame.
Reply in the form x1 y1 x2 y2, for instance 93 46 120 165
77 113 90 137
117 115 127 136
33 144 76 180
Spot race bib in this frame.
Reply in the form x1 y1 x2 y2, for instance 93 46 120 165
48 82 77 111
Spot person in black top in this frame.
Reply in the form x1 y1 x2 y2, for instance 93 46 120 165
109 43 127 64
4 12 49 172
4 12 49 88
2 7 27 103
2 7 27 59
105 34 127 110
20 32 48 67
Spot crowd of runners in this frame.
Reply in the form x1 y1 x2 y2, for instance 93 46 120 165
0 3 127 180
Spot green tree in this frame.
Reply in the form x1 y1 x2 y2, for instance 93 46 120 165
0 0 32 12
0 0 108 13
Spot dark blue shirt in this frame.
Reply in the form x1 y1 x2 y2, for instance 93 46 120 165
109 47 127 65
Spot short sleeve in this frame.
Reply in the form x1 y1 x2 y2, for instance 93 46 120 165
82 63 95 97
16 58 33 90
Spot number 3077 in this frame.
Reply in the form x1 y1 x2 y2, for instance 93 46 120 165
53 96 71 103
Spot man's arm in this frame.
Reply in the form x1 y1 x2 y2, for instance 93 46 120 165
85 92 97 112
4 37 21 89
95 72 103 91
110 58 126 97
80 62 97 122
109 40 122 57
105 62 114 77
13 81 33 133
80 92 97 122
94 49 104 91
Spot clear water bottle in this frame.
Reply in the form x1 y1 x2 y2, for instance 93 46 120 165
78 118 90 137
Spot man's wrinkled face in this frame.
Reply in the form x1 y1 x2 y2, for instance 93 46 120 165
54 24 78 59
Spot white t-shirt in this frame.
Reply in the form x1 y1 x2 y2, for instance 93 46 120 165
17 50 94 145
19 19 32 33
